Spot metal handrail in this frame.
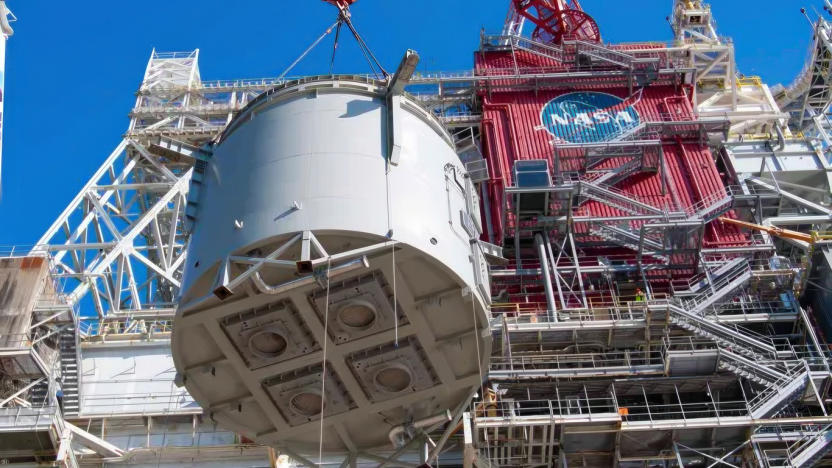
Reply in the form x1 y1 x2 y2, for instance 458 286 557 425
684 189 733 219
778 423 832 466
491 301 649 325
577 179 678 215
472 396 618 420
662 336 718 353
622 400 749 422
744 360 809 413
491 350 664 372
666 309 782 358
79 318 173 338
674 259 751 312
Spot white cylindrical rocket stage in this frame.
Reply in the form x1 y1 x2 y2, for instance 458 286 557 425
173 76 492 453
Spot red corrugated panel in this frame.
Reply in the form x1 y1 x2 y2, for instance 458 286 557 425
475 50 568 74
477 50 749 248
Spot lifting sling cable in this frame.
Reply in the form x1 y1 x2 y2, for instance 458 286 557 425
341 12 389 79
279 3 389 82
329 21 343 74
317 258 332 465
277 19 341 81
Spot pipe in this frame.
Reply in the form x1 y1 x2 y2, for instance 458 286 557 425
544 231 567 310
774 122 786 151
766 215 831 225
761 215 831 251
388 410 452 448
535 233 558 322
252 256 369 295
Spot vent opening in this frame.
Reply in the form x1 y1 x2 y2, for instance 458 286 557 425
374 366 412 393
248 331 288 358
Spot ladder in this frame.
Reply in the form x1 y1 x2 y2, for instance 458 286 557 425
58 324 81 417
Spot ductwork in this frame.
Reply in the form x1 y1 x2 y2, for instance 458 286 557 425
388 410 452 448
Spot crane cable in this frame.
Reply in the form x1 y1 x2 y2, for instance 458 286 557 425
277 19 341 81
279 3 389 82
340 9 389 79
317 257 332 466
329 21 343 74
392 242 398 347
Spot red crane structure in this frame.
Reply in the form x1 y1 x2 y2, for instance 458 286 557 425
510 0 601 44
321 0 358 8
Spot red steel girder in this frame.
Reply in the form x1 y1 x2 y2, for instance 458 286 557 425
321 0 358 7
512 0 601 44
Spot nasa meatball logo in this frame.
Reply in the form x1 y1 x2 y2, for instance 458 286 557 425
540 92 641 144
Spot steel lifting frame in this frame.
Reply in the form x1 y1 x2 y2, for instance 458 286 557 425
198 232 397 306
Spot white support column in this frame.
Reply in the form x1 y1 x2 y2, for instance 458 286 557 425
463 411 476 468
0 1 13 190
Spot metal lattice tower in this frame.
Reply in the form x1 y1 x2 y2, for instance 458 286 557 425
777 17 832 129
31 51 286 319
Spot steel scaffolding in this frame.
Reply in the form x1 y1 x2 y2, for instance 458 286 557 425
5 1 832 467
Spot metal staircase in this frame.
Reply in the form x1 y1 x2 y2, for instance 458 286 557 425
58 323 81 417
589 156 644 186
674 257 752 315
663 259 782 361
594 224 664 251
502 35 565 62
567 40 660 72
669 308 780 360
685 190 734 222
720 355 810 419
755 424 832 467
581 186 735 264
488 34 662 75
590 223 667 260
28 379 50 407
673 257 744 297
788 425 832 467
749 371 810 420
577 180 668 217
665 256 814 425
718 350 784 386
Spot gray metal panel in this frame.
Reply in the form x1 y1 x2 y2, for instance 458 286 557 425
0 257 47 347
80 342 198 416
181 83 477 299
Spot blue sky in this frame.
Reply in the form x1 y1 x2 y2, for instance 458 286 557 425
0 0 817 246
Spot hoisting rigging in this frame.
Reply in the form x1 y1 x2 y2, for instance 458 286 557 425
278 0 387 80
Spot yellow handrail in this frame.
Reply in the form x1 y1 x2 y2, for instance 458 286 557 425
736 75 763 88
